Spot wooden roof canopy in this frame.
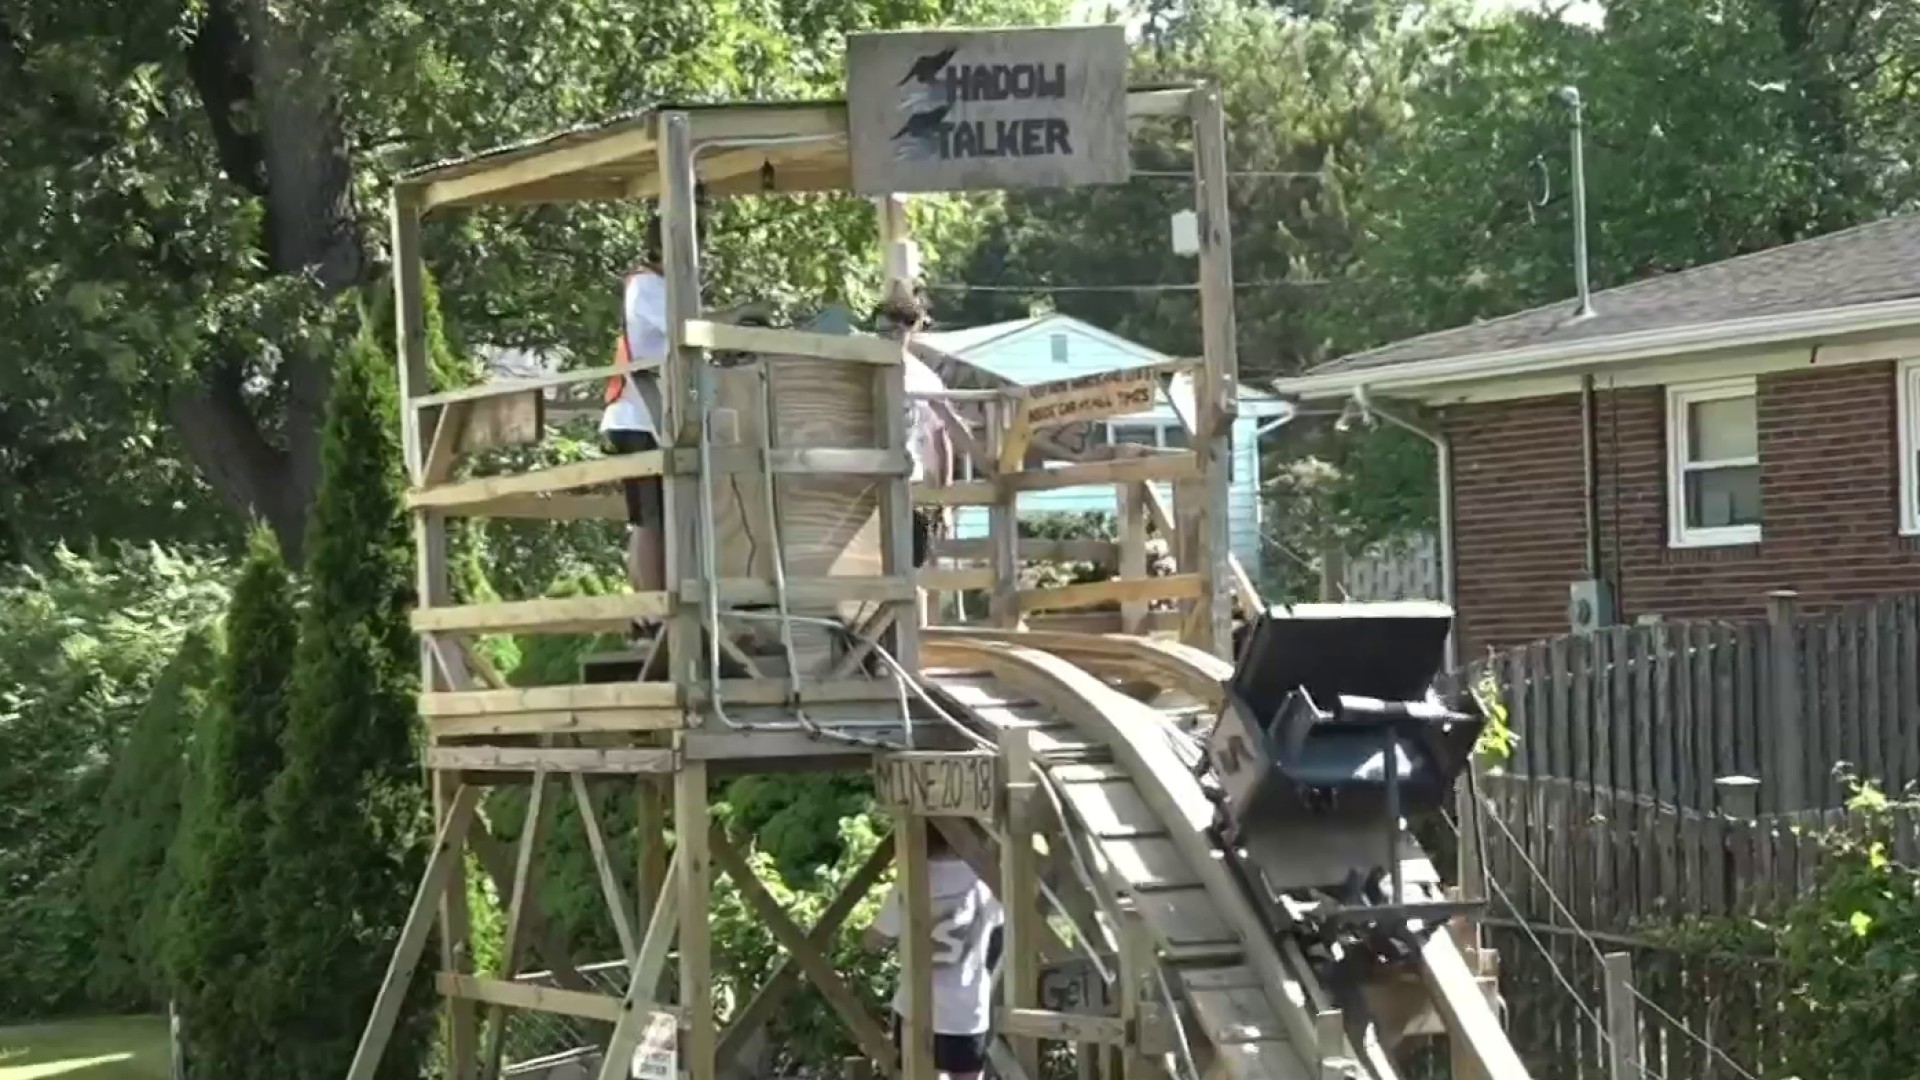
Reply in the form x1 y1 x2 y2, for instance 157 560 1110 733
396 86 1201 213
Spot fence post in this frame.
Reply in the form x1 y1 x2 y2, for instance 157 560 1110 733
1602 952 1641 1080
1766 589 1805 811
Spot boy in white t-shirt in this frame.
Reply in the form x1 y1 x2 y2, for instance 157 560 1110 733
865 826 1005 1080
601 217 669 631
878 282 951 569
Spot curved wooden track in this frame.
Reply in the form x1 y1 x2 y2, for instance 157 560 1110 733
919 630 1528 1080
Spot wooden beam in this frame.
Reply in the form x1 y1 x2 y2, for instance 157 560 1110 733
676 576 916 606
710 827 901 1078
669 447 909 477
1001 729 1043 1080
436 974 629 1024
419 126 655 210
427 747 679 774
677 761 716 1080
998 454 1198 495
682 320 902 364
1018 574 1204 614
897 813 936 1080
940 538 1119 564
1190 85 1239 659
572 773 639 965
998 1009 1129 1047
430 708 686 739
715 836 896 1071
410 360 660 411
421 683 679 718
481 770 551 1080
345 785 483 1080
409 450 665 512
919 568 997 593
914 480 998 507
413 593 672 636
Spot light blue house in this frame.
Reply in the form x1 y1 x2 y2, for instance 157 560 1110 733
914 313 1290 575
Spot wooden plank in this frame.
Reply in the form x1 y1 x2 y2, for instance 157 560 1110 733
914 480 999 507
1001 453 1198 494
873 751 999 817
710 827 900 1074
1019 574 1204 614
430 708 686 739
921 568 998 592
1187 987 1293 1044
422 683 679 717
678 576 916 606
411 360 660 410
435 974 630 1023
409 450 665 510
1131 887 1238 949
414 592 671 635
997 1008 1128 1046
1095 836 1200 891
344 785 483 1080
669 446 909 477
572 774 638 965
1058 780 1166 838
426 747 678 774
682 319 902 365
419 125 654 209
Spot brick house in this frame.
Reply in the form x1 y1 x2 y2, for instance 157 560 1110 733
1272 215 1920 657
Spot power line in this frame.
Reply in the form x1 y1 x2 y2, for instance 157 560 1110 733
924 278 1334 294
1130 169 1327 179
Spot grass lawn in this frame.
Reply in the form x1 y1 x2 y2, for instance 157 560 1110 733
0 1016 171 1080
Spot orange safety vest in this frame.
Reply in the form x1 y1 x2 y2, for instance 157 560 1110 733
602 269 641 403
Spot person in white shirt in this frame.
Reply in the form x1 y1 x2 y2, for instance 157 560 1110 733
865 825 1005 1080
878 282 951 569
601 216 669 626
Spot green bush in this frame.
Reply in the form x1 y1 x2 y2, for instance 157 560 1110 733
259 325 431 1080
169 528 300 1080
0 544 230 1018
87 625 222 1009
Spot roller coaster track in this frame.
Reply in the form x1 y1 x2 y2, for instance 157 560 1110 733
920 629 1529 1080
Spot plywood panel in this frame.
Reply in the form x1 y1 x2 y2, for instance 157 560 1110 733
1096 836 1199 890
1132 887 1238 949
1059 779 1164 838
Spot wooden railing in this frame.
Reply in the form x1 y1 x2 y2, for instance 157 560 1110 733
911 363 1259 643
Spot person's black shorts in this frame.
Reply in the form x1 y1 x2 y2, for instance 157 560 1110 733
605 429 663 529
912 507 940 568
892 1016 988 1075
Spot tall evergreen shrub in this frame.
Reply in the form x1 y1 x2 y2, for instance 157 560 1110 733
259 325 430 1080
168 527 298 1080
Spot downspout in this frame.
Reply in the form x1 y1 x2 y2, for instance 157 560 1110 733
1350 387 1459 672
1580 373 1603 579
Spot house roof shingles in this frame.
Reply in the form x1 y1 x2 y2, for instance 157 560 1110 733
1315 214 1920 375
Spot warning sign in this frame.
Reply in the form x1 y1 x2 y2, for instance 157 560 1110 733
629 1011 678 1080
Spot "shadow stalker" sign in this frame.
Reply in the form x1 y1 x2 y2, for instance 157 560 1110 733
847 26 1130 194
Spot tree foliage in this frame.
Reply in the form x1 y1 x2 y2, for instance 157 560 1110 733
259 323 427 1080
0 546 230 1018
169 527 300 1080
85 625 222 1011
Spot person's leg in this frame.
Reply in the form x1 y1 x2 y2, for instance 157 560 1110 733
932 1033 987 1080
608 430 667 636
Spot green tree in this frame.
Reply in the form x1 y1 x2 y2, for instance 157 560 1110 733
0 545 230 1018
85 625 222 1009
258 321 428 1080
169 527 299 1080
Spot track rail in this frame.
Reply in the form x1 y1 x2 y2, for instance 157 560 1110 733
920 630 1528 1080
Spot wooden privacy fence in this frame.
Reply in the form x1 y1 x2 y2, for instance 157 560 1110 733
1445 774 1920 1080
1458 590 1920 812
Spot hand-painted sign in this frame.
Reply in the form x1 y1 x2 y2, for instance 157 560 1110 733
628 1011 678 1080
847 26 1130 194
1039 957 1117 1016
875 751 998 817
1020 366 1160 429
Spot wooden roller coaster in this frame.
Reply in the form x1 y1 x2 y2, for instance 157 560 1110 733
351 23 1527 1080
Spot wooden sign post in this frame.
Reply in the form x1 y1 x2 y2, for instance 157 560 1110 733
874 751 998 818
846 26 1130 194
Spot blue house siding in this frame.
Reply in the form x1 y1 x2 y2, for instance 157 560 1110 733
924 315 1278 578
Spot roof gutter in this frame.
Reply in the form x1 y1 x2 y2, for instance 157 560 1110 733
1272 295 1920 401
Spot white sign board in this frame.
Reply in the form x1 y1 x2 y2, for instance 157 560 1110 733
846 25 1131 194
629 1011 678 1080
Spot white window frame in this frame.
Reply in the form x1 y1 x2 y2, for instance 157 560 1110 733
1899 359 1920 536
1666 377 1762 548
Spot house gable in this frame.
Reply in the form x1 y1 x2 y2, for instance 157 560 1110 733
922 313 1172 385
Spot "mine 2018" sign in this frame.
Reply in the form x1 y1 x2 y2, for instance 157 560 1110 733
874 751 998 818
846 26 1130 194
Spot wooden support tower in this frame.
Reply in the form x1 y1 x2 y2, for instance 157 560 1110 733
348 27 1530 1080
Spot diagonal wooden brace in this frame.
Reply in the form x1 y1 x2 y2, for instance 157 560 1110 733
709 825 902 1080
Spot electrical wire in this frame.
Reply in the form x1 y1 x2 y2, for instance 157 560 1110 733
1475 803 1760 1080
922 278 1332 294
